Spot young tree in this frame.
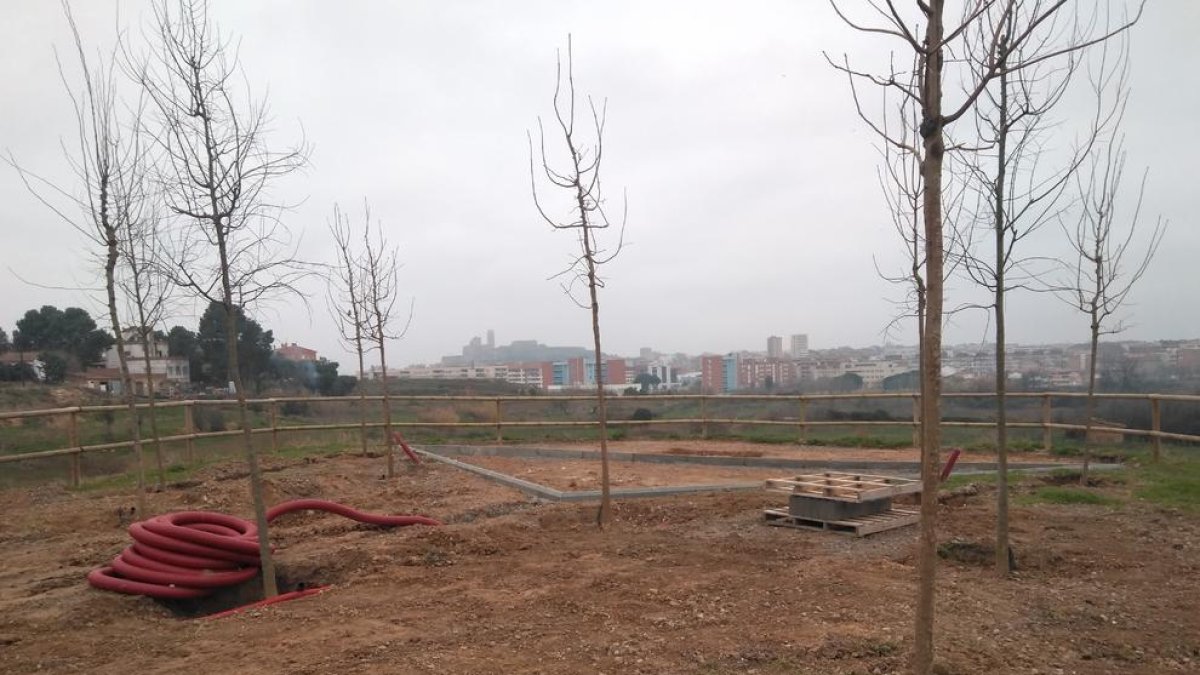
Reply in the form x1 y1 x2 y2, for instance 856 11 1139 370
1058 47 1164 485
957 4 1131 576
828 1 1142 670
529 36 627 527
8 4 149 513
360 206 412 479
136 0 308 598
328 203 372 457
113 89 173 491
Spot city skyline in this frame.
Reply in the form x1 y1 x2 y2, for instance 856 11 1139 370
1 2 1195 370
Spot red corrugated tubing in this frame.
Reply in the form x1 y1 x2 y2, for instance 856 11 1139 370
87 499 440 599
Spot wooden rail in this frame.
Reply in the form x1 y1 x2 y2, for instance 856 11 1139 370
1 392 1197 486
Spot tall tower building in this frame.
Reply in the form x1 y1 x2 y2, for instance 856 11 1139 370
486 329 495 349
790 333 809 357
767 336 783 359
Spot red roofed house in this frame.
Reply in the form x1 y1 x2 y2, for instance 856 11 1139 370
275 343 318 362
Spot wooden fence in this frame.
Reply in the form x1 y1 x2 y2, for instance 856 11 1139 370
1 391 1197 487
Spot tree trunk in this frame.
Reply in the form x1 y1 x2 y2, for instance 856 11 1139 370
993 64 1012 577
1081 316 1101 486
356 329 368 457
915 2 946 671
139 329 166 490
106 234 146 515
584 242 612 527
216 229 277 599
377 332 394 479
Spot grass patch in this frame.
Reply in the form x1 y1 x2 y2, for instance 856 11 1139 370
1133 458 1200 511
1018 486 1122 507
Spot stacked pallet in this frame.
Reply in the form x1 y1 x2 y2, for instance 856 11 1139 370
763 472 920 536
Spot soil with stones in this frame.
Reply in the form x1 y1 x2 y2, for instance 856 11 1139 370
0 448 1195 674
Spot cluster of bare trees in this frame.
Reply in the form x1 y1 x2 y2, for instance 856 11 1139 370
11 0 314 598
327 202 412 480
831 0 1159 671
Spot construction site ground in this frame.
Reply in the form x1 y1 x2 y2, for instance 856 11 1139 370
0 442 1196 674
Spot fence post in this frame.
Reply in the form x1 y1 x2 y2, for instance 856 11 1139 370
1150 396 1161 463
68 409 81 488
798 398 808 444
494 399 503 443
700 396 709 440
1041 394 1053 452
183 402 196 464
911 395 920 448
270 400 280 454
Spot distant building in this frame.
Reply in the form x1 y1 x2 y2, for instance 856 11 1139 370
700 353 740 393
442 331 589 366
94 328 190 395
843 359 913 388
0 351 45 381
275 342 318 362
700 355 725 393
548 357 628 387
645 363 677 389
738 358 797 389
767 336 783 359
790 334 809 357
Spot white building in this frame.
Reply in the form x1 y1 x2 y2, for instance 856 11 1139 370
97 328 190 394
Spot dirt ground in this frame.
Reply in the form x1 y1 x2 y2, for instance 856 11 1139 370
544 439 1071 465
460 455 806 490
0 447 1196 674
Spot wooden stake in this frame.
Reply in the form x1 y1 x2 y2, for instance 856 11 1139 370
183 402 195 465
270 400 280 454
494 399 503 443
68 409 81 488
911 395 921 449
798 398 808 444
1041 394 1052 452
1150 397 1161 463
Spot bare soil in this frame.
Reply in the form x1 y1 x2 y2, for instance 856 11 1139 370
459 455 790 490
0 448 1196 674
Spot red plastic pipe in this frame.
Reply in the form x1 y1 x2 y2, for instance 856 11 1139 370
202 585 330 620
88 499 440 600
391 431 422 465
940 448 963 482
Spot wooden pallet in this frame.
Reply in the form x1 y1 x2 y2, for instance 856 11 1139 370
763 507 920 537
764 472 920 502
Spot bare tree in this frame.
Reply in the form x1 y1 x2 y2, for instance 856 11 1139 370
827 1 1142 670
957 3 1136 576
529 36 627 527
8 2 150 514
328 203 371 457
134 0 309 598
1058 47 1164 486
960 10 1074 578
360 206 412 479
114 117 173 491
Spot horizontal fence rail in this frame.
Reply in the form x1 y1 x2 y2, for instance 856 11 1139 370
1 392 1197 487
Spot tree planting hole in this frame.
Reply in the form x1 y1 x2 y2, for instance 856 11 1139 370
154 570 320 618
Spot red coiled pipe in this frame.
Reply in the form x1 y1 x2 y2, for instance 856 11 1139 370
88 499 441 599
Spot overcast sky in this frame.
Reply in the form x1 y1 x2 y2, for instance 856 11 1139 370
2 1 1195 367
